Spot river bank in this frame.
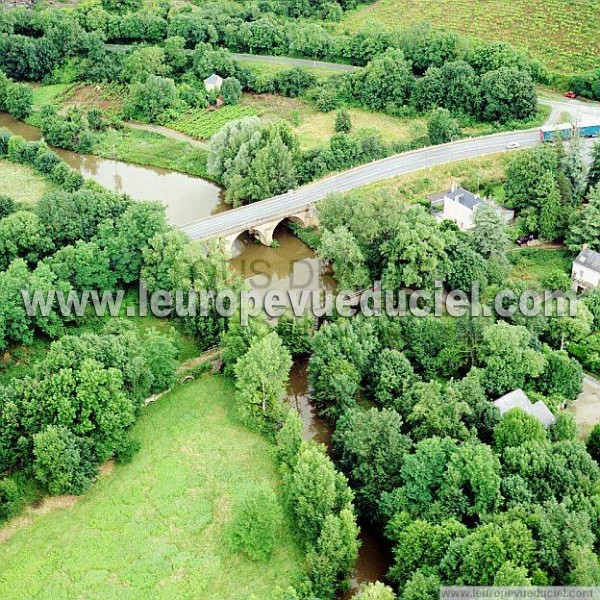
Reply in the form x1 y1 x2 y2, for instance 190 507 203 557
0 113 226 227
0 116 392 595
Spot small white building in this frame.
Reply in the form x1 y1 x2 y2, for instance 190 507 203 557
572 248 600 293
204 73 224 93
493 389 556 427
429 185 513 231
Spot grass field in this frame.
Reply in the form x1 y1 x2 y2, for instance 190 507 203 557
237 57 345 79
0 376 303 599
95 128 212 179
338 0 600 75
31 84 76 110
243 94 427 150
349 152 512 203
0 159 56 206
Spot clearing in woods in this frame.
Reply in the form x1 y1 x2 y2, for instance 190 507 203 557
0 376 303 600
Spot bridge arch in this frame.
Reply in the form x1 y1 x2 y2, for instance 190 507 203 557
220 205 320 255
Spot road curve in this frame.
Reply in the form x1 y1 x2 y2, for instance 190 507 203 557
180 129 539 240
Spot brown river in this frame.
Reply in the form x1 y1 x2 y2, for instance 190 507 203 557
0 114 391 595
0 113 226 227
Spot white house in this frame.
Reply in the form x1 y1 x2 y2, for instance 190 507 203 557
203 73 224 93
429 185 513 231
493 389 556 427
571 248 600 292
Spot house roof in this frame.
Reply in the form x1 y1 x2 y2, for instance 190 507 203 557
574 248 600 273
493 389 556 427
204 73 223 85
446 187 483 211
529 401 558 428
427 191 447 204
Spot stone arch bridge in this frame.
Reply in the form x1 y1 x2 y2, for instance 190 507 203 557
182 204 319 254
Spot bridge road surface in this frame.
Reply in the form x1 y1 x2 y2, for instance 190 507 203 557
180 129 539 240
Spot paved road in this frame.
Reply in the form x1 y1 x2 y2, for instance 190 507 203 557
181 129 539 239
104 43 600 239
106 44 354 72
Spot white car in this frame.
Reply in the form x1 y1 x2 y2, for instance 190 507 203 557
506 142 521 150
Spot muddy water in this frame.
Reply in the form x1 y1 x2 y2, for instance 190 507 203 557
1 111 391 594
0 113 226 227
231 226 392 596
287 360 393 598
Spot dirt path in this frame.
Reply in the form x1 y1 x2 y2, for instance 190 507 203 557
126 122 213 152
569 375 600 439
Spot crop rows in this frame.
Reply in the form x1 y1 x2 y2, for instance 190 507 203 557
167 105 257 140
340 0 600 75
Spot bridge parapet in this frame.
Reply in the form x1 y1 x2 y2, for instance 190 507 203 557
195 204 319 254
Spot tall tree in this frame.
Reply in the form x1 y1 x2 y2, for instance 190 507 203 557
586 140 600 193
471 202 509 257
356 49 414 110
478 67 537 123
381 206 448 289
333 407 411 513
427 108 459 144
477 322 545 396
319 225 370 290
537 170 563 240
562 136 587 199
234 332 292 431
567 184 600 251
504 146 558 209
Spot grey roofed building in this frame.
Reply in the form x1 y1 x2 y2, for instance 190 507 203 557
572 247 600 292
203 73 224 92
445 186 484 210
574 248 600 273
493 389 556 427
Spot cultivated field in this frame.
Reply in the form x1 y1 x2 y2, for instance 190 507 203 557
0 376 303 600
339 0 600 75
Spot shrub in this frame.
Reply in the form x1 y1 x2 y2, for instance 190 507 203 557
494 408 547 451
76 130 96 154
34 149 61 175
587 424 600 463
7 135 29 164
50 162 84 191
221 77 242 106
0 129 11 155
142 328 178 393
33 426 91 495
123 75 180 124
334 109 352 133
87 108 104 132
5 83 34 120
0 194 17 219
230 486 282 561
315 86 341 112
0 478 20 523
114 438 141 465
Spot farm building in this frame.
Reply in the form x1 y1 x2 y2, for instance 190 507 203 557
204 73 224 93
